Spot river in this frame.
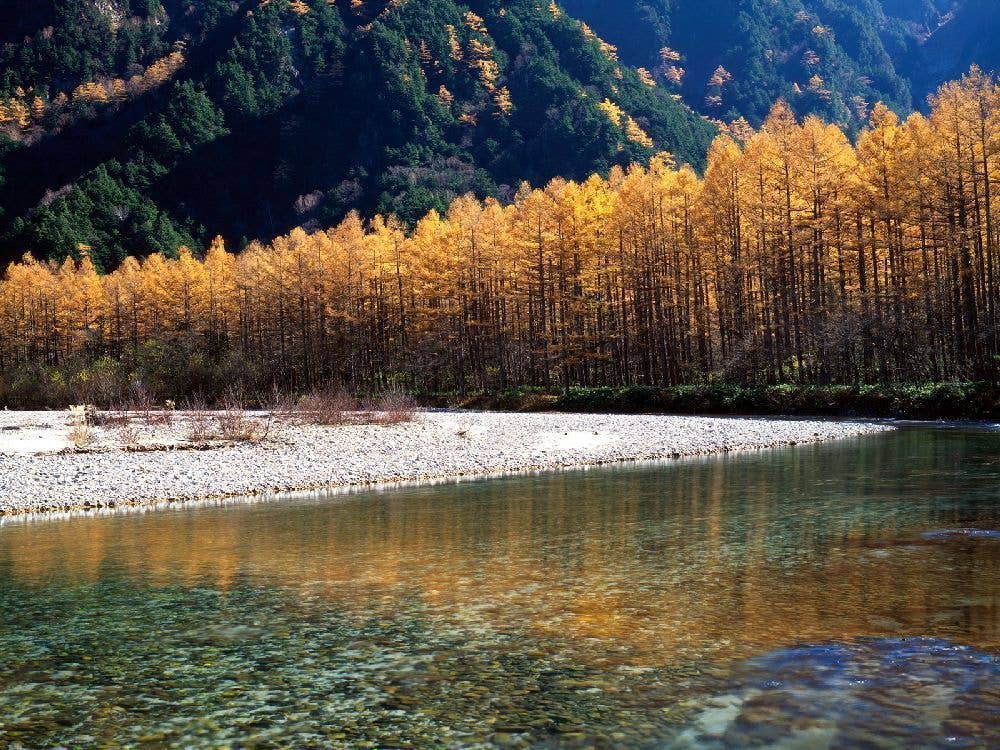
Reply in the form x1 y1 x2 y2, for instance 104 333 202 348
0 425 997 747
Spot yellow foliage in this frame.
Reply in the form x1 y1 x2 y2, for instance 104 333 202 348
578 20 617 61
4 98 31 127
597 98 623 127
659 47 681 63
493 86 513 117
808 74 831 100
464 11 487 35
31 96 46 122
141 51 185 91
475 58 500 90
445 24 463 61
468 38 493 60
664 65 685 85
625 116 654 148
110 79 127 102
708 65 733 88
73 81 109 105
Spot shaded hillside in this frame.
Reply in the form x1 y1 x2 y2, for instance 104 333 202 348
911 0 1000 97
562 0 998 126
0 0 716 270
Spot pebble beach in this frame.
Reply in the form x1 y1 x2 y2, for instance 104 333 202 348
0 410 891 517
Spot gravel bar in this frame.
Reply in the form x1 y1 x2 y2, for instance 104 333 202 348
0 411 891 517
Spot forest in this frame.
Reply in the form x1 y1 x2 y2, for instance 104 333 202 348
1 67 998 406
7 1 996 272
0 0 715 269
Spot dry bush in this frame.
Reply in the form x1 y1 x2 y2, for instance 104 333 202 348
116 424 141 448
295 387 357 425
267 385 299 419
217 391 271 443
217 410 263 442
91 410 130 427
186 416 215 443
126 380 156 423
67 405 95 449
90 403 130 427
183 398 216 443
361 390 418 425
68 423 92 449
148 407 173 426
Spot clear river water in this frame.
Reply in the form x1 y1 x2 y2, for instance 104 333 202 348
0 425 998 748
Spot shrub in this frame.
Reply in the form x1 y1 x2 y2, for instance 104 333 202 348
296 387 357 425
116 424 141 448
183 398 216 443
67 405 95 449
361 390 418 425
216 393 269 443
68 423 93 449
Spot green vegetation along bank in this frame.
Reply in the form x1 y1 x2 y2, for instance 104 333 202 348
446 383 1000 422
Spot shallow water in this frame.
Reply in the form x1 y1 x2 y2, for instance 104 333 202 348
0 426 998 748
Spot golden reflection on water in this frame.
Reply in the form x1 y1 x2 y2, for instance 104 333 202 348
2 429 998 665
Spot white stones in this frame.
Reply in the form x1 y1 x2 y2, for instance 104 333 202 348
0 410 891 517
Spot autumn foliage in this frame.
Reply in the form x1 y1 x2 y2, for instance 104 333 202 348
2 69 1000 399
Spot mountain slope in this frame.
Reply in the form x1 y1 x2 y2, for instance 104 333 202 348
911 0 1000 97
562 0 999 127
0 0 716 270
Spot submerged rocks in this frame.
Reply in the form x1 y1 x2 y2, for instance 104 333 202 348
921 528 1000 541
672 638 1000 749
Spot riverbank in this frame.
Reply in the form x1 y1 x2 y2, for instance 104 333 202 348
0 410 891 517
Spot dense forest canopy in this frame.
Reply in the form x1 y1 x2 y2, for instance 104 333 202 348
0 0 716 270
2 67 999 404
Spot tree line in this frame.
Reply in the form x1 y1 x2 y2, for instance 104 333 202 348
2 67 999 402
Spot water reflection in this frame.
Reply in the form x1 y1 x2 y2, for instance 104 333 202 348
0 427 998 747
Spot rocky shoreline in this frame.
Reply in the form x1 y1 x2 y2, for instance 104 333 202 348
0 411 891 517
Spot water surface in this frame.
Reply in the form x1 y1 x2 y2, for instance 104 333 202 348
1 426 998 747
